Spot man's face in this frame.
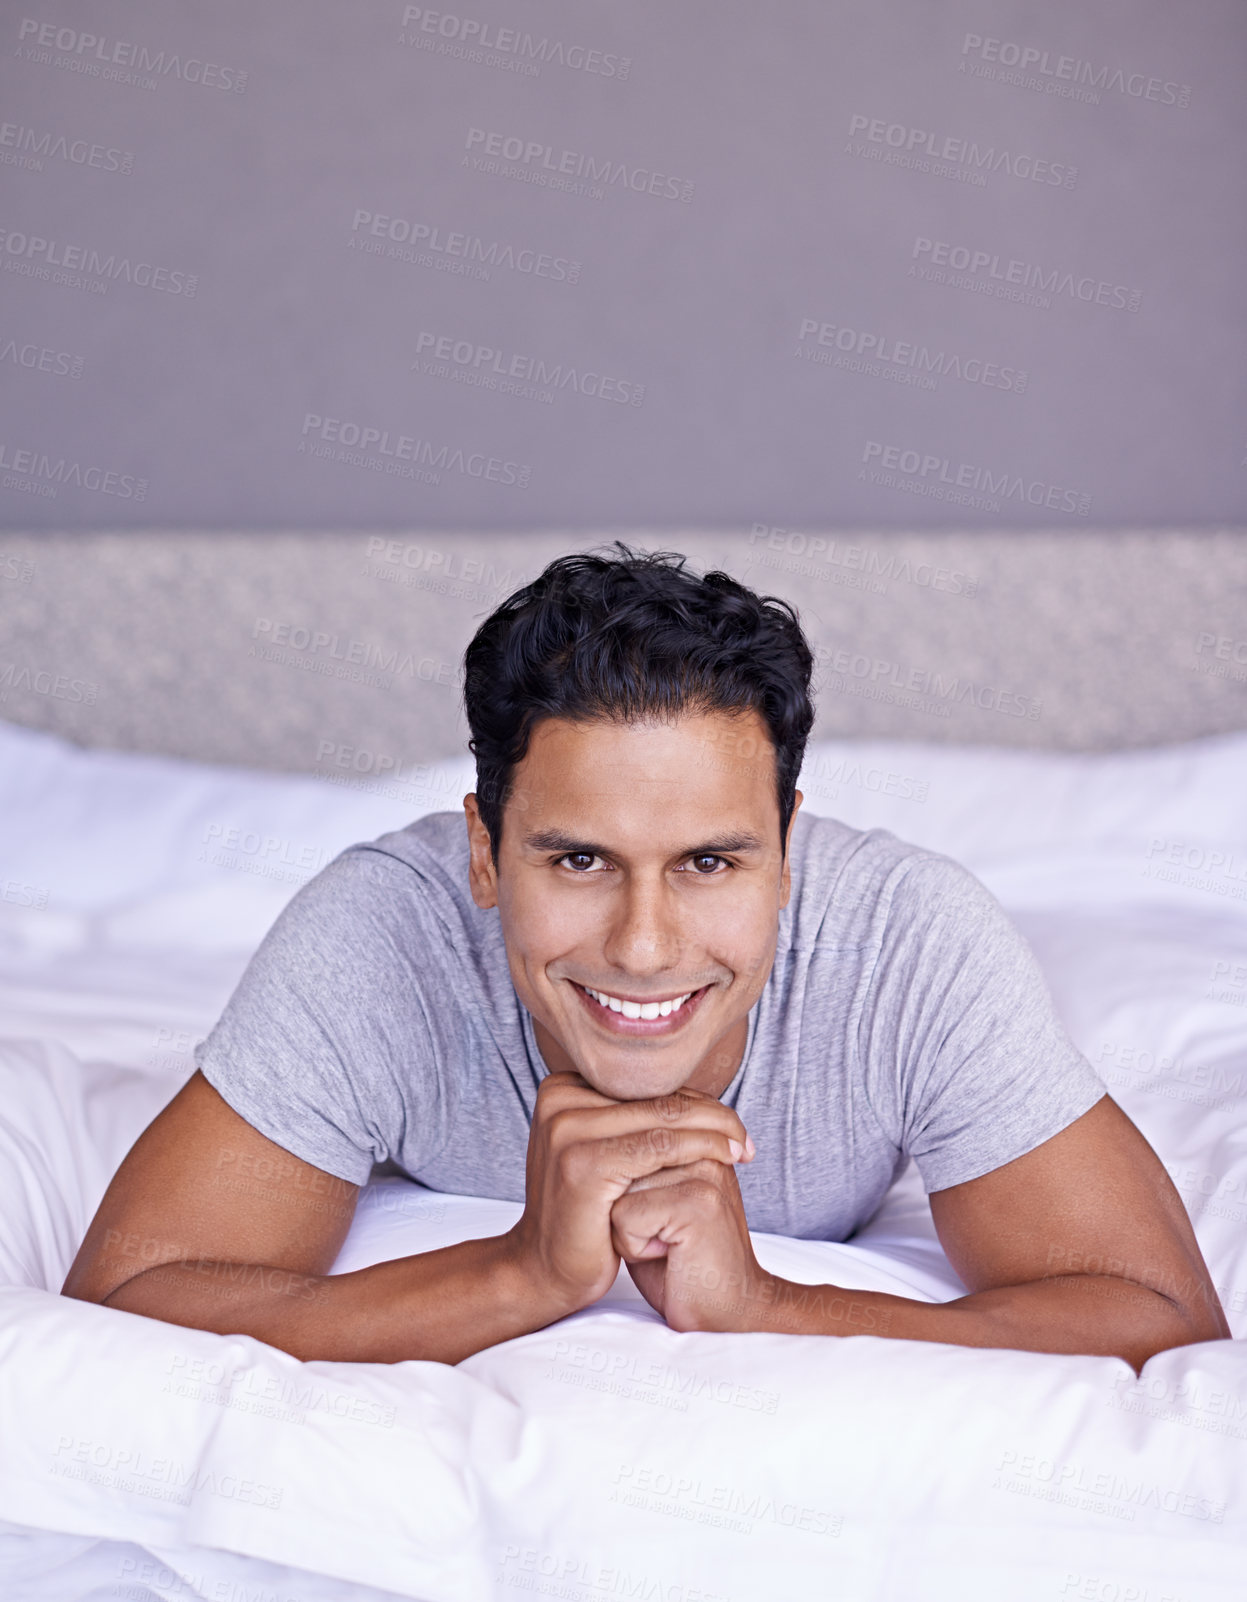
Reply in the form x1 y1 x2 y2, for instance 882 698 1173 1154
464 707 801 1102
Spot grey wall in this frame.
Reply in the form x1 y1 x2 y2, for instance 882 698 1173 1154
1 1 1244 532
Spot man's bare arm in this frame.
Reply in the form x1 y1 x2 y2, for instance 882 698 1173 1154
63 1069 752 1365
61 1071 570 1364
653 1096 1228 1372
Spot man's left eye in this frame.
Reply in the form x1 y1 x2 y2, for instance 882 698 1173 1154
687 855 727 874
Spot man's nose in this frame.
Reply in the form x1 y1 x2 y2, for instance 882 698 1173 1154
600 876 686 974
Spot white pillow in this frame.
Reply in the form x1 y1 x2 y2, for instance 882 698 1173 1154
4 715 1245 947
0 717 475 949
794 731 1247 909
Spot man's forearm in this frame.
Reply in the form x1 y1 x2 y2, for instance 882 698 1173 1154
686 1270 1223 1371
96 1233 569 1365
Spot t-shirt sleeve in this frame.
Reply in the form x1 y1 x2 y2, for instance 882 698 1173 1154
858 852 1107 1194
193 848 449 1186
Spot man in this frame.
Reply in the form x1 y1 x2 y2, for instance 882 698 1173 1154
63 544 1228 1373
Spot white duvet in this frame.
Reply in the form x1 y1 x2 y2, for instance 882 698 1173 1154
1 715 1245 1602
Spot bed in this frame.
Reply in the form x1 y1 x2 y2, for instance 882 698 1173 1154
1 707 1245 1601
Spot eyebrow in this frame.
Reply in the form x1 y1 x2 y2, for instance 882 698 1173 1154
522 828 768 857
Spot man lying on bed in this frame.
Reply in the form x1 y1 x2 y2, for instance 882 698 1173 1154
63 543 1229 1373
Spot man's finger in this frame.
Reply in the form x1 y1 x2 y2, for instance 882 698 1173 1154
534 1070 619 1110
610 1175 721 1259
621 1157 730 1195
565 1128 744 1201
540 1089 752 1156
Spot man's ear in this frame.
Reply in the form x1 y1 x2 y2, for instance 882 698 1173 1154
779 789 802 909
463 794 499 909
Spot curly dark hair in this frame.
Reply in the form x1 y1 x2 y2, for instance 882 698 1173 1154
462 541 815 867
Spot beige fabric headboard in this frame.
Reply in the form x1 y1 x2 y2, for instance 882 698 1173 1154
2 529 1244 772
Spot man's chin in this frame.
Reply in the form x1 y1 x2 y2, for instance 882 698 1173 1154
572 1064 692 1103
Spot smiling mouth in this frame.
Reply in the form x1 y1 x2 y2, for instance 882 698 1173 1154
571 976 712 1018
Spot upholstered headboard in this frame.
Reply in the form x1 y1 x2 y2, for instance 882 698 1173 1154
1 529 1244 771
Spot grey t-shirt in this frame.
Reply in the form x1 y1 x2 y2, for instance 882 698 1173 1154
193 809 1106 1241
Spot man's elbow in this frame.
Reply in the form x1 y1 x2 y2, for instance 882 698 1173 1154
1125 1285 1230 1374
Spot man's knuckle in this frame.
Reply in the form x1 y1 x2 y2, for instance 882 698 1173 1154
650 1092 690 1123
543 1107 569 1142
558 1140 592 1185
646 1126 677 1157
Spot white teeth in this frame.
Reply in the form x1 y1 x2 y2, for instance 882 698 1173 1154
584 985 694 1020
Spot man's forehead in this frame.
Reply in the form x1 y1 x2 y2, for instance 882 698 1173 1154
514 728 773 806
500 710 780 847
518 710 773 775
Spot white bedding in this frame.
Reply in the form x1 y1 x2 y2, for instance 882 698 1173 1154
1 715 1246 1602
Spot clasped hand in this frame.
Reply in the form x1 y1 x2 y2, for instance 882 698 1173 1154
508 1069 776 1333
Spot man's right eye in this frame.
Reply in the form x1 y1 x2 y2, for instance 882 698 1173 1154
556 853 604 873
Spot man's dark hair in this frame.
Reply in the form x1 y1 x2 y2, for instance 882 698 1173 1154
462 542 815 868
